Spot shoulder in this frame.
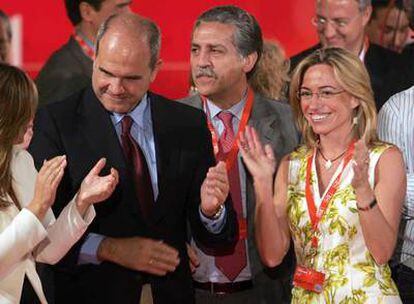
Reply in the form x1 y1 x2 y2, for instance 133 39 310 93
289 145 310 161
289 44 320 72
11 147 35 174
150 92 207 126
177 94 202 109
382 86 414 112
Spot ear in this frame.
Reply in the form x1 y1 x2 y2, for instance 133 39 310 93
350 96 360 109
361 5 373 28
150 59 163 82
242 52 258 74
79 2 96 23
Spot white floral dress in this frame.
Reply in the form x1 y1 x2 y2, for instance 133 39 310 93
287 143 401 304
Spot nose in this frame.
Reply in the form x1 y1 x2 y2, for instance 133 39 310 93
109 78 125 95
322 22 336 41
307 93 323 109
196 49 211 68
394 31 408 52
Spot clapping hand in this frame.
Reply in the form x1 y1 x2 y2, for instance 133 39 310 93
29 155 67 219
76 158 119 214
239 126 277 182
200 161 229 218
351 139 371 192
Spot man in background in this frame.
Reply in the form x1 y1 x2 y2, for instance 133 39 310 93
290 0 411 110
36 0 131 105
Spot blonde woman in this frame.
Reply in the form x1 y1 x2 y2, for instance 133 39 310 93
239 48 405 303
0 63 119 303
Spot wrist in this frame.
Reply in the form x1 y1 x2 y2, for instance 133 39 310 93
357 198 378 211
97 237 116 263
201 204 224 220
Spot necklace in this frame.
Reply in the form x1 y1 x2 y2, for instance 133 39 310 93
318 148 347 170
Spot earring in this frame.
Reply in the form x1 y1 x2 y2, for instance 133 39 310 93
353 116 358 125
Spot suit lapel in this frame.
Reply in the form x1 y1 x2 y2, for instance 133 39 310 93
148 93 181 223
248 94 278 144
78 88 126 173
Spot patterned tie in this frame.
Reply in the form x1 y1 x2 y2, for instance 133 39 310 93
215 111 247 281
121 116 154 220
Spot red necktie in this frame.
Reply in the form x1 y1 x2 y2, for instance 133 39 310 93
215 111 247 281
121 116 154 220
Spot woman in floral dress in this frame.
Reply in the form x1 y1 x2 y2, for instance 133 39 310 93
239 48 406 303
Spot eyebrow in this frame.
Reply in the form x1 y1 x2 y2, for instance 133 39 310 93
98 66 141 80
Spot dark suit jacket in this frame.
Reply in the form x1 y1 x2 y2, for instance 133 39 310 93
290 43 411 111
180 93 299 303
36 36 93 105
28 88 237 304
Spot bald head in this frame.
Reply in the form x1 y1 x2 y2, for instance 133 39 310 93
95 13 161 69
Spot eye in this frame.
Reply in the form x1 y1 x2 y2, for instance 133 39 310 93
190 47 200 55
298 90 313 99
319 90 336 98
334 19 348 28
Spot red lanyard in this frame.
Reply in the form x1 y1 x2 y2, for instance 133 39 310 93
305 141 355 248
200 87 254 171
73 32 95 60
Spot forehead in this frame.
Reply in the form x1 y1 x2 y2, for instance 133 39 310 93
192 22 236 46
302 64 340 87
379 8 410 27
317 0 359 16
96 32 151 69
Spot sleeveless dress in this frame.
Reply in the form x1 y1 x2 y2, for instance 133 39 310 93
287 143 401 303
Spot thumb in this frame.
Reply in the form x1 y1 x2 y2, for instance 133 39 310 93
264 144 275 160
87 158 106 177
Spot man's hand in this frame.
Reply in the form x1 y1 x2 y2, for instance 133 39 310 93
186 243 199 273
200 161 229 217
98 237 180 276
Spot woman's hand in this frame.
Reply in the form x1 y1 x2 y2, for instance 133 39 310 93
28 155 67 220
351 139 375 203
239 126 277 182
75 158 119 215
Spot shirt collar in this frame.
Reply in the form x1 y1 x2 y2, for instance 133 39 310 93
111 93 149 129
206 91 247 122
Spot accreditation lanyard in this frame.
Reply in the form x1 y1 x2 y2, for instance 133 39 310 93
73 32 95 60
200 87 254 171
305 141 355 248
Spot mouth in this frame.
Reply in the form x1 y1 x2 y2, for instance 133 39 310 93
309 113 331 122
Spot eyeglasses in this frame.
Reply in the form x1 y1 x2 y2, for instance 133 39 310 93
297 89 345 101
311 15 359 30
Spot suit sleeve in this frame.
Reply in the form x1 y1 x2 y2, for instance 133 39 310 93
186 111 237 248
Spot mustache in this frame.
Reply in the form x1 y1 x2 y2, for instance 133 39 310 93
194 67 217 79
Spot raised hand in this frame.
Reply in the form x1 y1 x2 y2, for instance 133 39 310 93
200 161 229 218
239 126 276 182
28 155 67 219
75 158 119 214
351 139 371 192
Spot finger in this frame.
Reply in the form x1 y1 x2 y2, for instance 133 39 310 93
40 155 65 176
264 144 275 161
251 127 264 155
50 159 66 189
186 244 199 267
88 158 107 178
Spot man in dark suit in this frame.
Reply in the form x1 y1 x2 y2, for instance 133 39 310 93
29 13 236 304
180 6 298 303
36 0 131 105
290 0 411 111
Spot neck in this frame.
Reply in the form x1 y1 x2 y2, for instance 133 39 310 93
207 81 248 110
318 126 355 158
350 36 366 57
77 22 96 44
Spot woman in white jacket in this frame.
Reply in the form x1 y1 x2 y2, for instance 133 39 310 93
0 63 119 303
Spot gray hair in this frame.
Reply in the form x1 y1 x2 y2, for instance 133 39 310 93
194 5 263 78
0 10 12 41
316 0 371 11
95 13 161 70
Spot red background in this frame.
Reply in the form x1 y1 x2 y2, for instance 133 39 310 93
0 0 318 99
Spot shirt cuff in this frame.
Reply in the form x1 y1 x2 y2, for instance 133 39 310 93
199 205 227 234
78 233 105 265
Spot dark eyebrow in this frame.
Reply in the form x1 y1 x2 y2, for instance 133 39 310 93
98 66 142 80
99 66 115 77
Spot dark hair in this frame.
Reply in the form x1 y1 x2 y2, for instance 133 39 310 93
194 5 263 78
65 0 104 26
95 13 161 70
0 63 38 208
0 10 12 40
371 0 405 19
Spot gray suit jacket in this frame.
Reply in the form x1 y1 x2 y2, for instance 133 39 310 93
180 93 299 303
36 36 92 106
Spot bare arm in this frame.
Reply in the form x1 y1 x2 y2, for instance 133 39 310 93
353 142 405 265
254 156 291 267
239 126 291 267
